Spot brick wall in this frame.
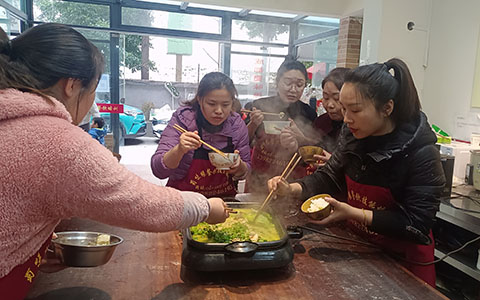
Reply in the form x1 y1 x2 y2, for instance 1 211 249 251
337 16 363 69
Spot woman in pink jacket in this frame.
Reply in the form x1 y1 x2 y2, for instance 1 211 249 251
0 23 229 300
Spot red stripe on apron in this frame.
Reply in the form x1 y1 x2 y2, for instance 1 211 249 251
0 235 52 300
345 175 436 287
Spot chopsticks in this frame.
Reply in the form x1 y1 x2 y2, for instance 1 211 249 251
241 109 285 118
225 207 238 214
172 124 229 159
253 152 302 222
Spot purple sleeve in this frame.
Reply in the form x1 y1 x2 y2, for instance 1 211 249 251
151 113 183 179
232 116 251 169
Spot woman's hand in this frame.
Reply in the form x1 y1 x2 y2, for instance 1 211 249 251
310 197 371 226
39 233 68 273
280 126 298 152
228 150 248 179
288 119 306 140
288 119 317 146
178 131 201 154
205 197 230 224
249 107 264 127
313 150 331 167
267 176 292 197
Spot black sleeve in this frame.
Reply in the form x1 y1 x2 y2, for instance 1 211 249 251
370 145 445 245
297 148 346 200
303 103 318 122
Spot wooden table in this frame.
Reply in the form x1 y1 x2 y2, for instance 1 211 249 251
26 211 448 300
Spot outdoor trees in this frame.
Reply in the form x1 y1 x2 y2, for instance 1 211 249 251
34 0 156 79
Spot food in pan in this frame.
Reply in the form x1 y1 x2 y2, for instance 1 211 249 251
190 208 281 243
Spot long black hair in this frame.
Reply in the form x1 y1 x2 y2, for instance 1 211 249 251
0 23 104 101
344 58 421 124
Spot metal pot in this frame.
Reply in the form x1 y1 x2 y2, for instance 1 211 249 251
182 202 294 271
52 231 123 267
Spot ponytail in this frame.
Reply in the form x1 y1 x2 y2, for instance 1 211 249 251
0 23 104 103
384 58 421 124
0 28 43 93
344 57 421 125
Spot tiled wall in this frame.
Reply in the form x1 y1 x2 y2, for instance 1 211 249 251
337 16 362 69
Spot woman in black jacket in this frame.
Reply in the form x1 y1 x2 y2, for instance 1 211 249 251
268 58 445 287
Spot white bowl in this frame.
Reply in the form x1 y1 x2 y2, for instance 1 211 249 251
263 121 290 135
208 152 239 170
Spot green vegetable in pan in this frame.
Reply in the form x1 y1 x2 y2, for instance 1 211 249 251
190 208 280 243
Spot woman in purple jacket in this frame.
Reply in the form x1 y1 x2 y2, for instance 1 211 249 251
151 72 251 198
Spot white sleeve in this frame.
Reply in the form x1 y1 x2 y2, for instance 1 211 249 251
91 102 101 118
175 191 210 229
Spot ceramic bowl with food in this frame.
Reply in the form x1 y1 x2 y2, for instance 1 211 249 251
301 194 332 220
263 121 291 135
208 152 239 170
298 146 324 164
51 231 123 267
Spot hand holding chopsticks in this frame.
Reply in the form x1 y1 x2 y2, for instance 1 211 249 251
253 152 302 222
173 124 229 159
241 109 285 119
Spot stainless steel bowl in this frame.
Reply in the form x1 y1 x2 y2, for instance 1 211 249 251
52 231 123 267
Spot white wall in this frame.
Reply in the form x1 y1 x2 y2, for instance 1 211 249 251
342 0 480 140
357 0 431 95
422 0 480 140
194 0 480 140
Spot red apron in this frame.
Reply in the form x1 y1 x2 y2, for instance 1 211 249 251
247 133 306 193
0 235 52 300
345 175 436 287
167 129 236 198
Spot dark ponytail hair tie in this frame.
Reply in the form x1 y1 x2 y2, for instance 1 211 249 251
384 62 391 71
1 40 12 57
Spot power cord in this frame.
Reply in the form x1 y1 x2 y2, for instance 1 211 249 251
296 225 480 266
451 191 480 209
296 225 375 247
447 197 480 214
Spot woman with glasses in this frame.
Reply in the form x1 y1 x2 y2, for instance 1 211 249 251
268 58 444 287
246 56 317 193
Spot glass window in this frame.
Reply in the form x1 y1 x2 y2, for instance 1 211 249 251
298 17 339 40
134 0 181 5
122 8 221 34
33 0 109 27
118 33 221 131
303 16 339 23
4 0 22 10
232 20 289 44
122 35 219 83
231 43 288 56
188 3 242 12
249 10 297 18
297 37 338 87
0 7 21 36
230 54 284 106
